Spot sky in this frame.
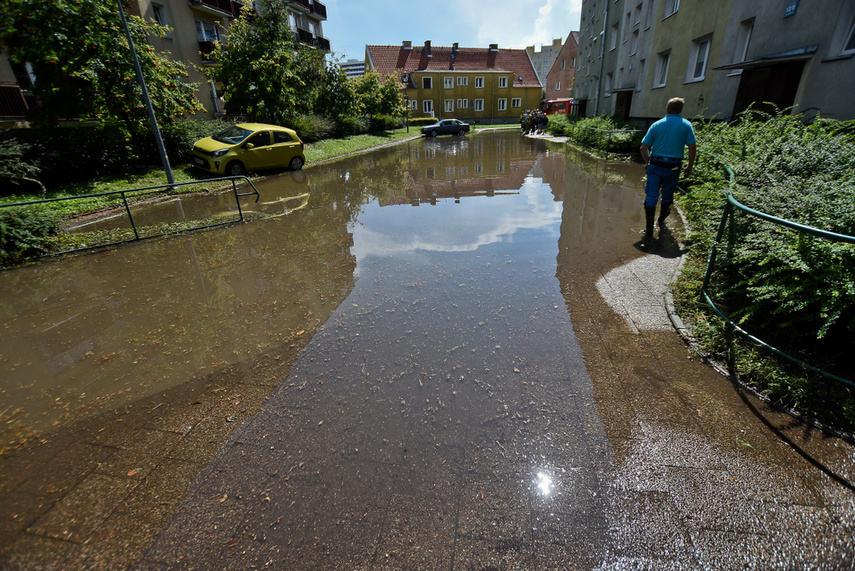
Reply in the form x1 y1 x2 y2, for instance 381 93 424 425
321 0 583 62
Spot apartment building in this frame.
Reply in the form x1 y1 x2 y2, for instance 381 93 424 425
545 31 580 101
0 0 330 119
339 59 365 78
365 41 543 124
526 38 564 84
575 0 855 122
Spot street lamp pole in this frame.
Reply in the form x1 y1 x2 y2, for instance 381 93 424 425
116 0 175 184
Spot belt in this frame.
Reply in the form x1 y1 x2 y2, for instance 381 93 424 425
649 157 682 168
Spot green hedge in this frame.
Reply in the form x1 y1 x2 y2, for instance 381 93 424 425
675 108 855 431
549 114 642 155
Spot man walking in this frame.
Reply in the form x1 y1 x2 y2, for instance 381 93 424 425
639 97 696 244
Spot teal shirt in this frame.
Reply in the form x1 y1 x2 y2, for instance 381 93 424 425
641 114 696 159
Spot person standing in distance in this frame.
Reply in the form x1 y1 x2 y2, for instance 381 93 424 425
639 97 696 244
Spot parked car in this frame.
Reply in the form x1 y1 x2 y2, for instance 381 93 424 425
191 123 305 176
421 119 471 137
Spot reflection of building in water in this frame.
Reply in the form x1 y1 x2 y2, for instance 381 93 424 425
380 134 541 206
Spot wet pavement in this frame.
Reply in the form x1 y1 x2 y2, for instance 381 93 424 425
1 132 853 570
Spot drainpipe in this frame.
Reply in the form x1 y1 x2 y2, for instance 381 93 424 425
491 73 495 124
595 0 609 116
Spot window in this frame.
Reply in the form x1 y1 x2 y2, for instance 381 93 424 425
845 16 855 54
498 98 507 111
555 80 561 90
610 23 619 50
498 76 508 88
422 77 433 89
152 5 172 38
444 99 454 112
605 72 612 95
735 19 754 63
511 98 522 108
631 29 638 54
195 19 220 42
688 36 711 81
634 2 643 24
645 0 654 27
474 99 484 111
623 13 631 42
636 59 645 91
560 59 565 70
409 100 418 111
457 76 468 86
653 51 670 87
247 131 270 147
444 76 454 89
273 131 294 144
423 100 434 114
475 76 484 88
664 0 679 17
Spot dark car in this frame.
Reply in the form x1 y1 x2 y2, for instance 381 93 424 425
421 119 471 137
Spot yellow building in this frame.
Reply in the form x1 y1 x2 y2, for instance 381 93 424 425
366 41 543 124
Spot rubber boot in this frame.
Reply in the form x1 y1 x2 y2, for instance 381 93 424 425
658 201 672 230
644 206 656 243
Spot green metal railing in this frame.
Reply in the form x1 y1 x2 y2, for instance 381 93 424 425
1 176 260 256
701 154 855 388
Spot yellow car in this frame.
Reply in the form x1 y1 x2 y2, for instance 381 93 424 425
190 123 306 176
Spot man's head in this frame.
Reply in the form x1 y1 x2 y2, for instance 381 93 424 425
666 97 685 115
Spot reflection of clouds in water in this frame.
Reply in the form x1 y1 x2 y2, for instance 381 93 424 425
351 176 560 259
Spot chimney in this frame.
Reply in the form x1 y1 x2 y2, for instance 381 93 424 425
489 43 498 52
424 40 432 57
452 42 459 53
402 40 412 50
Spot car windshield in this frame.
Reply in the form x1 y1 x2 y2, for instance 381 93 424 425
213 126 254 145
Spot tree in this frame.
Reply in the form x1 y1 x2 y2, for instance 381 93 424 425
354 70 404 118
0 0 202 154
211 0 326 125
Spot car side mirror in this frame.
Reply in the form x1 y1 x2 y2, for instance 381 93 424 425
245 143 255 149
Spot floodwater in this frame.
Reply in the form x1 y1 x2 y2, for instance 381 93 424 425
1 132 641 440
3 131 852 569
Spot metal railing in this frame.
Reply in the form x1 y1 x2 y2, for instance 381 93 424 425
701 153 855 388
1 176 260 257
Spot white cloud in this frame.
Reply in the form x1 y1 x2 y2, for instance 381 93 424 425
325 0 581 60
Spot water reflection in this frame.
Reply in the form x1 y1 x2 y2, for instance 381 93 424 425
3 130 646 566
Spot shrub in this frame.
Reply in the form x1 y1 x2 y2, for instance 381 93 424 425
333 115 370 138
677 107 855 431
289 114 336 142
0 206 61 267
7 126 132 187
0 136 41 196
369 114 403 132
560 115 643 155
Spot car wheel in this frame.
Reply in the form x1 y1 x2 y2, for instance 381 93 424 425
289 156 304 171
429 130 438 137
458 129 466 136
225 161 244 176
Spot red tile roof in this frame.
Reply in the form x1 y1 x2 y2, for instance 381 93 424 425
367 43 542 88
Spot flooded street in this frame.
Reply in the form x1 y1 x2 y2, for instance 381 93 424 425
1 132 853 569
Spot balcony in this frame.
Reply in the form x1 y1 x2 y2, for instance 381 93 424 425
311 0 327 19
295 27 314 46
0 82 29 118
286 0 311 12
294 27 331 52
189 0 238 18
